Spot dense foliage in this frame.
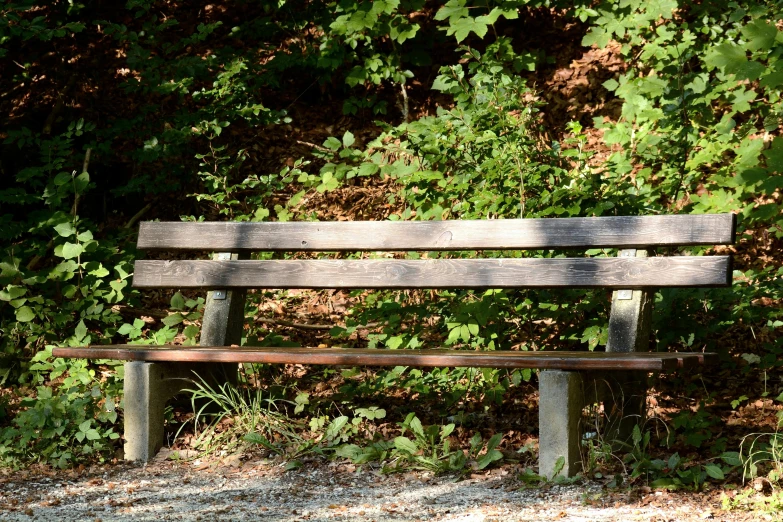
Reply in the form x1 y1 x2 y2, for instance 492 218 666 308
0 0 781 488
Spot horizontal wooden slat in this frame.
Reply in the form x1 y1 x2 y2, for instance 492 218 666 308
137 214 736 251
51 346 716 371
132 256 732 289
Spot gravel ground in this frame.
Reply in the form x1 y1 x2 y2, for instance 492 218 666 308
0 454 764 522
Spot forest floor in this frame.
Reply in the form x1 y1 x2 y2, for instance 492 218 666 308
0 454 768 522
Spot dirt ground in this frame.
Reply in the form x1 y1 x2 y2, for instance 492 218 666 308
0 452 768 522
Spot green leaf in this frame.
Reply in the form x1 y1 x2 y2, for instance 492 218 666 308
602 78 619 91
582 28 610 48
434 0 468 22
704 42 747 74
54 172 71 186
118 323 135 336
54 222 75 237
632 424 642 446
386 335 404 349
731 88 756 113
485 433 502 452
704 464 725 480
761 70 783 89
0 285 26 301
409 416 425 439
667 452 680 470
357 163 379 177
79 420 92 433
244 432 275 450
323 136 342 151
393 436 418 454
85 429 101 441
390 20 419 44
650 478 676 489
285 460 302 471
734 61 766 81
87 263 110 277
647 0 677 19
720 452 742 466
60 242 84 260
183 325 199 338
477 448 503 469
73 172 90 194
74 320 88 342
15 306 35 322
742 19 778 52
460 324 470 341
324 416 349 441
342 131 355 148
335 443 364 461
467 320 479 336
162 313 184 327
448 18 488 43
763 137 783 174
686 75 708 94
345 66 367 88
170 292 186 310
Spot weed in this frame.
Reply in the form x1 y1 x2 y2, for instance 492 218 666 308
179 376 304 459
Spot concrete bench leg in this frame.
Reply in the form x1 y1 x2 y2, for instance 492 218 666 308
123 361 194 462
538 370 585 479
123 361 239 462
124 252 247 463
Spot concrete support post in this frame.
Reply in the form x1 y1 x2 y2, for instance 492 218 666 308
538 370 585 479
123 251 247 462
201 253 247 348
123 361 194 461
604 249 654 446
537 249 654 478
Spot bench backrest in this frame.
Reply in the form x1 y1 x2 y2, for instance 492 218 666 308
132 214 736 290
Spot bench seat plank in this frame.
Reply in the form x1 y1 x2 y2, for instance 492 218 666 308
133 256 732 289
52 346 716 371
137 214 736 251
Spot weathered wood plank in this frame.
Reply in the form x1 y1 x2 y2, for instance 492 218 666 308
137 214 736 251
52 346 716 371
132 256 732 289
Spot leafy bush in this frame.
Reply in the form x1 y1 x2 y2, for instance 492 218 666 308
0 348 122 468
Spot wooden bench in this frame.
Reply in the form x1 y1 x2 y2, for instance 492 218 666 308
53 214 735 477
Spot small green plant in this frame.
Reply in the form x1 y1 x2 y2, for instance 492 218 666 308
721 484 783 516
329 412 504 475
385 413 473 474
181 376 304 458
621 424 738 490
0 347 123 468
738 392 783 483
117 292 203 346
520 456 581 487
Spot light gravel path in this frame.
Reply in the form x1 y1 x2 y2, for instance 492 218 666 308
0 456 760 521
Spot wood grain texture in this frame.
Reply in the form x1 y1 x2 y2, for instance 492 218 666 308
132 256 732 289
51 346 716 371
136 214 736 251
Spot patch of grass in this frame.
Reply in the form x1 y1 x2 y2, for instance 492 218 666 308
178 376 305 459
